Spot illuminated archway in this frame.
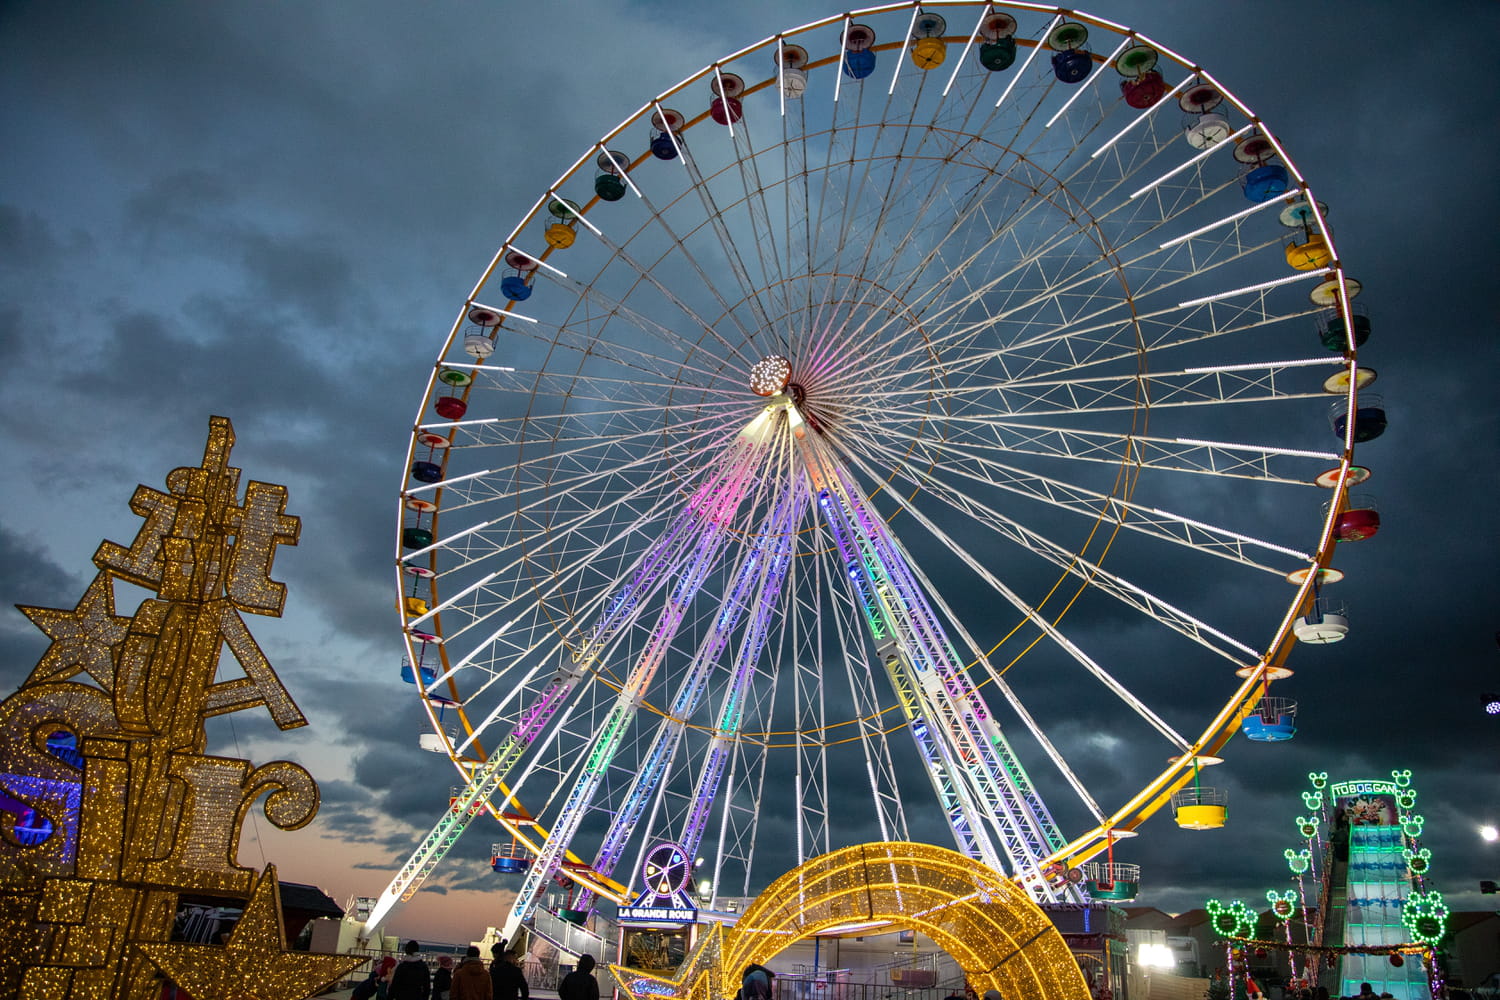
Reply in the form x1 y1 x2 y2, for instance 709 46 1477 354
611 842 1090 1000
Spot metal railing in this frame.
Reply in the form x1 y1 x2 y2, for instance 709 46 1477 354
773 980 971 1000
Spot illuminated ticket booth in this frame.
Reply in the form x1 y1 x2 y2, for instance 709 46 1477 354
616 842 701 984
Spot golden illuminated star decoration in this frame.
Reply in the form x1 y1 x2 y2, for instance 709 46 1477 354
19 571 131 687
136 867 365 1000
0 417 348 1000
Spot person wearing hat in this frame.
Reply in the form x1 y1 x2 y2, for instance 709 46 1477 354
432 955 453 1000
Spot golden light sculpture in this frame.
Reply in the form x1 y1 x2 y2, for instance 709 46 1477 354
610 841 1090 1000
0 416 365 999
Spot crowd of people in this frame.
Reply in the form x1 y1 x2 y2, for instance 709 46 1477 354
350 938 599 1000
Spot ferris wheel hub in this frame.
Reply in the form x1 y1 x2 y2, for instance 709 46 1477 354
749 355 793 396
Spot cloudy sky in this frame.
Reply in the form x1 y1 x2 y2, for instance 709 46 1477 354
4 0 1499 950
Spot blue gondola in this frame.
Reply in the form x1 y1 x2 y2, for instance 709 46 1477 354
842 23 877 79
1242 696 1298 742
500 275 532 301
491 841 532 874
400 662 437 687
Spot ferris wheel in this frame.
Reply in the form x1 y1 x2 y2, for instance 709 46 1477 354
370 2 1381 941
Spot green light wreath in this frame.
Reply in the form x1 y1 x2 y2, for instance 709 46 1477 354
1207 899 1257 939
1401 891 1448 946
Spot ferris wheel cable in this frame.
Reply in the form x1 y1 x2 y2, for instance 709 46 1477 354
812 56 945 332
655 114 789 338
633 25 1242 374
430 437 764 692
514 301 748 388
871 419 1333 485
630 158 777 355
783 97 815 327
540 199 762 362
805 72 877 329
824 71 953 328
872 429 1312 567
863 452 1263 664
857 449 1206 756
718 92 799 342
845 165 1257 366
791 175 1169 387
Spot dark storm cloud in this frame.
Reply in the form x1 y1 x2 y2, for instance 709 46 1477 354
0 526 84 695
3 0 1499 944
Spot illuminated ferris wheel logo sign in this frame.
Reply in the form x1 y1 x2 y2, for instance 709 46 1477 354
642 842 693 897
618 841 698 925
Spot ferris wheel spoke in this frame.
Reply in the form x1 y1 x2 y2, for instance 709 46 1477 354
669 137 783 344
849 435 1265 666
835 118 1299 379
424 411 741 528
857 456 1194 779
536 287 754 388
892 431 1311 571
465 387 746 453
898 414 1336 485
423 427 764 673
853 419 1306 574
869 248 1314 394
553 212 760 361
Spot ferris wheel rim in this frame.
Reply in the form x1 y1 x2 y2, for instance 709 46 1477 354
396 0 1368 897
